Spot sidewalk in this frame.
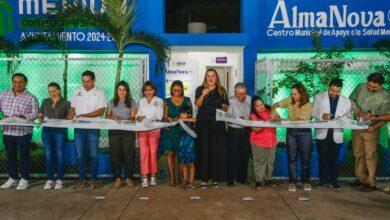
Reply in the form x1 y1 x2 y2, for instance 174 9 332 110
0 180 388 220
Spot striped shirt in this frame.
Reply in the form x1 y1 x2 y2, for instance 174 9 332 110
0 89 39 136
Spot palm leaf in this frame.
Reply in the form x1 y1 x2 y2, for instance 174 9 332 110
52 1 135 50
374 39 390 58
125 31 171 72
51 0 170 86
19 33 67 54
104 0 137 39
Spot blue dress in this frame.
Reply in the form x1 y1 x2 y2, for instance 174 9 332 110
160 97 191 152
178 122 196 164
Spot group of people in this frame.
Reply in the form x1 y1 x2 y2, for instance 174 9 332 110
0 69 388 193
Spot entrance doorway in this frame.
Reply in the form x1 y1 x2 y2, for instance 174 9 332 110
206 66 234 97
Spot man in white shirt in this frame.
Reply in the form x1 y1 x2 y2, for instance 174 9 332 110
226 83 251 186
312 78 352 190
67 70 107 189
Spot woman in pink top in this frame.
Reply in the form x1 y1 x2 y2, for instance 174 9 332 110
250 96 279 189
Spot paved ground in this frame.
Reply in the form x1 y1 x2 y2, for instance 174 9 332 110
0 179 389 220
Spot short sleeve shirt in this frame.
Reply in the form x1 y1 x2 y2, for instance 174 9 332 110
271 97 312 121
0 89 39 136
39 98 70 119
70 87 107 117
195 86 229 123
136 96 164 122
250 111 277 148
349 83 390 116
108 99 138 120
227 96 251 128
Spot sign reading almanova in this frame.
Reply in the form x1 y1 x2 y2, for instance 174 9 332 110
165 59 197 99
262 0 390 48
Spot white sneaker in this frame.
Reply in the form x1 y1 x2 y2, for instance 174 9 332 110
54 180 63 190
1 178 18 189
44 180 54 190
16 178 29 190
150 177 157 186
303 183 312 192
288 183 297 192
141 178 149 188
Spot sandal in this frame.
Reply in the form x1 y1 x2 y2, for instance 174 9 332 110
169 177 176 187
185 184 195 191
181 180 187 189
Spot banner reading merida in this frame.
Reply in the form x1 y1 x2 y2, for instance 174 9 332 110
260 0 390 49
0 0 120 50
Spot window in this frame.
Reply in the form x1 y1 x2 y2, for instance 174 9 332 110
165 0 241 33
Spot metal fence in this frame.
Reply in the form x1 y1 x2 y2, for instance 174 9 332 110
1 56 388 180
0 56 147 178
255 58 390 179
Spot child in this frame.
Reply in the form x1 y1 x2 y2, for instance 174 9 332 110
250 95 279 190
178 105 196 190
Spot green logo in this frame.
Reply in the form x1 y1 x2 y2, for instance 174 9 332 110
0 0 13 37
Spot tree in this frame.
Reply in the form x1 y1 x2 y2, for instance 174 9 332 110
53 0 170 87
272 31 354 97
373 39 390 89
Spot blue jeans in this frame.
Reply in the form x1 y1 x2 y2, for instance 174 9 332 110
286 129 311 184
74 129 100 180
42 128 67 180
3 134 32 179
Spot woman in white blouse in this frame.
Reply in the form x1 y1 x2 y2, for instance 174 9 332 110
136 81 164 187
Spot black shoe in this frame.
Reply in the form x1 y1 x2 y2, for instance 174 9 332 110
227 182 235 187
264 180 276 188
255 182 262 190
360 185 376 192
330 183 341 190
349 179 369 187
316 183 326 189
